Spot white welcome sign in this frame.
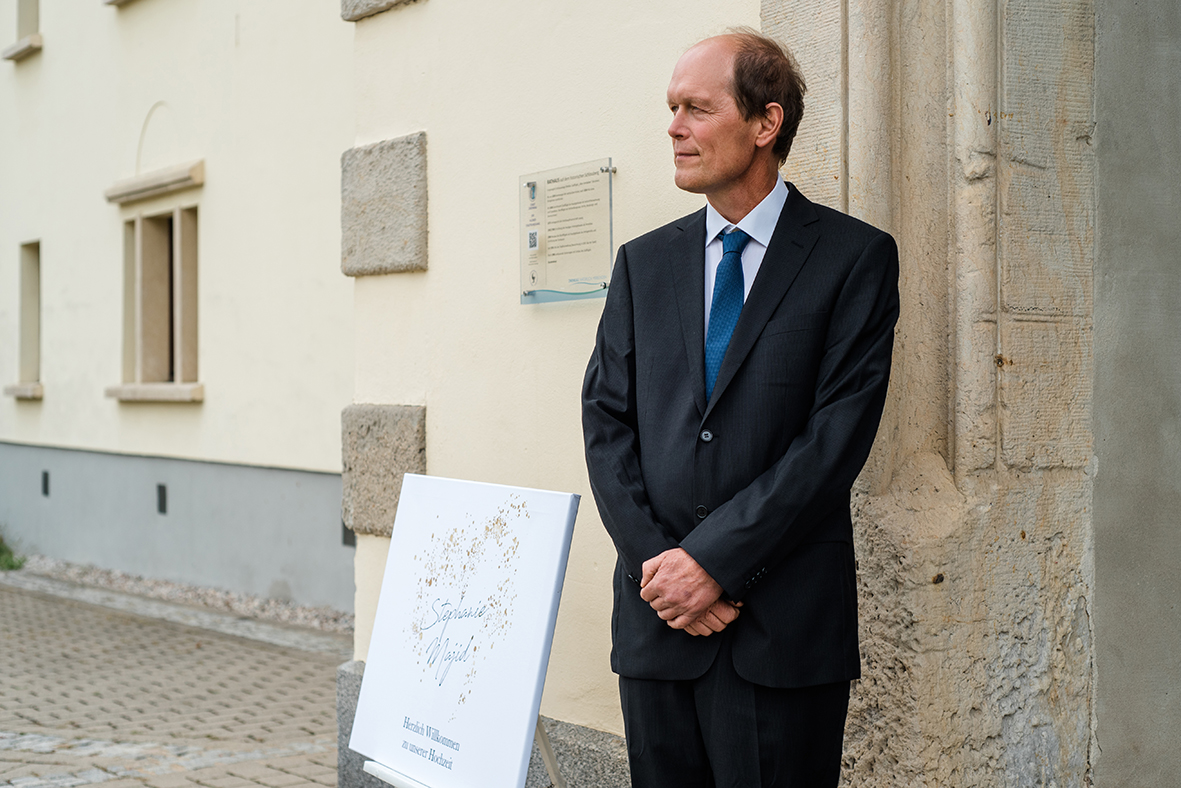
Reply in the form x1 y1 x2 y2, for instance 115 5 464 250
349 474 579 788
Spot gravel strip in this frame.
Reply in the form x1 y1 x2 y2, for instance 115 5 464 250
16 555 354 635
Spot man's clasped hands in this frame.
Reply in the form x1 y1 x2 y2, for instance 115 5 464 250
639 547 743 636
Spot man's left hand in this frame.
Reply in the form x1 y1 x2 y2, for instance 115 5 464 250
639 548 723 629
685 599 743 636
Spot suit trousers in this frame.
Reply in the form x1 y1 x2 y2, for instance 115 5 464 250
618 632 850 788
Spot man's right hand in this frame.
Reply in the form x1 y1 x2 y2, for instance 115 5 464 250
684 599 743 637
640 548 724 627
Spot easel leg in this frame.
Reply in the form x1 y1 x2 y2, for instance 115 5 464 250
534 718 568 788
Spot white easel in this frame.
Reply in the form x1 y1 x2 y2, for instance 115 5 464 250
532 718 568 788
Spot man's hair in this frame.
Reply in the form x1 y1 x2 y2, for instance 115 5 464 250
725 28 807 164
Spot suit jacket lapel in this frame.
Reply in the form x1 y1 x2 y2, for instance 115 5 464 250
668 208 708 417
705 185 820 418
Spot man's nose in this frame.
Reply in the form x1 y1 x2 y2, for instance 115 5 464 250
668 111 686 139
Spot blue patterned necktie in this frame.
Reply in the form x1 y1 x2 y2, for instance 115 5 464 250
705 228 751 402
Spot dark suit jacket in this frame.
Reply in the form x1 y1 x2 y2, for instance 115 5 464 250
582 183 899 688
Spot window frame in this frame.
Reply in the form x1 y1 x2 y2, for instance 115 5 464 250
2 0 42 62
105 204 202 403
4 240 43 400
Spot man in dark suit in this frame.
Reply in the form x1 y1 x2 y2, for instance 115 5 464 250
582 30 899 787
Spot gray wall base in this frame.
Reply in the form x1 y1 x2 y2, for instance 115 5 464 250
336 661 630 788
0 441 353 611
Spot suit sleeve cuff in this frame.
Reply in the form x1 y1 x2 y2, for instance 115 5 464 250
679 528 754 602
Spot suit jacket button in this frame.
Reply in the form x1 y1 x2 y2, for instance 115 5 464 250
700 430 713 442
695 505 708 519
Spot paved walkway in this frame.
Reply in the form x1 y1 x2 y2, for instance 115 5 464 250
0 573 351 788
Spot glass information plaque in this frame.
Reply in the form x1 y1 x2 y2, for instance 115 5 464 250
519 158 613 304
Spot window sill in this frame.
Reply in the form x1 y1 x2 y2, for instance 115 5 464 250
2 34 43 62
4 382 43 400
105 383 204 403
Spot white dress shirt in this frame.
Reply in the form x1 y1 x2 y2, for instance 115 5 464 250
703 178 790 332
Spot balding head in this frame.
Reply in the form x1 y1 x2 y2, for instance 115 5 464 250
666 33 788 219
701 29 807 164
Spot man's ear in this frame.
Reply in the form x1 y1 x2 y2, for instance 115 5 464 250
755 102 784 149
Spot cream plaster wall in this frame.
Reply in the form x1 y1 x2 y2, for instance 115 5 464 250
353 533 391 664
0 0 355 473
348 0 759 736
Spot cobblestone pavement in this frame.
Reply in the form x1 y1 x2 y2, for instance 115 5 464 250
0 577 351 788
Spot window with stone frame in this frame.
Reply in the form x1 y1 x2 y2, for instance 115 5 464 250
3 240 43 400
105 206 201 402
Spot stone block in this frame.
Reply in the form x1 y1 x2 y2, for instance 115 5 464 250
336 661 386 788
999 319 1092 470
998 0 1094 318
341 404 426 537
341 132 428 276
762 0 843 209
341 0 418 23
525 717 630 788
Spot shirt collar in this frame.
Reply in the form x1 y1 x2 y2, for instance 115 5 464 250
704 178 789 247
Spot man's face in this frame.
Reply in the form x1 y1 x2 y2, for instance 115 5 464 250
666 38 764 198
